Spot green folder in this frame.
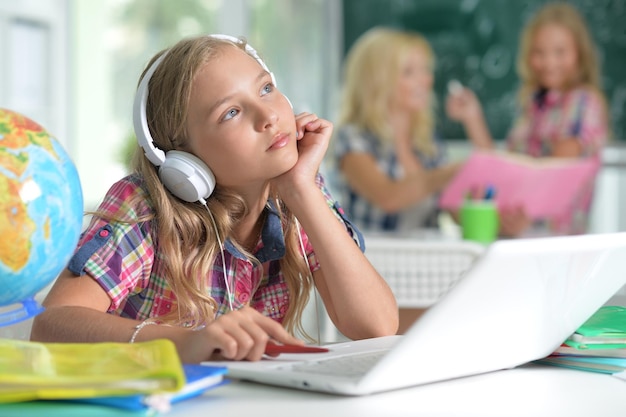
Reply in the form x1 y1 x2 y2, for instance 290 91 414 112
565 306 626 349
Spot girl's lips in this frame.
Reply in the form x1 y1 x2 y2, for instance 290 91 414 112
268 133 290 150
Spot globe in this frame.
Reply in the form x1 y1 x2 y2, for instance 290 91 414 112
0 108 83 324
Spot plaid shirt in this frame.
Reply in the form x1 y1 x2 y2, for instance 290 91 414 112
332 124 446 232
68 173 362 323
506 87 607 157
506 87 607 234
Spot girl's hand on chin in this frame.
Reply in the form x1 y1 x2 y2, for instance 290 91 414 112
273 112 333 194
294 112 333 165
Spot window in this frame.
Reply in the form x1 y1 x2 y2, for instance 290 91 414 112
0 0 68 149
72 0 339 209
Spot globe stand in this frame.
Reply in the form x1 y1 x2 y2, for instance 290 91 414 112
0 297 45 327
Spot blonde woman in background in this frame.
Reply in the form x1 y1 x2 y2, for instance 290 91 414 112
446 2 609 235
333 27 477 233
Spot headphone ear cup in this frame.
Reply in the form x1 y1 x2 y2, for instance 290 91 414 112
158 150 216 202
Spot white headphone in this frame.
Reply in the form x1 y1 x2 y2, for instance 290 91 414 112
132 34 278 203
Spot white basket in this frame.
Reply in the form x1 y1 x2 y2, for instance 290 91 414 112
363 236 485 308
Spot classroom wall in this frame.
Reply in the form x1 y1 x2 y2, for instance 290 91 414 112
0 0 69 149
342 0 626 141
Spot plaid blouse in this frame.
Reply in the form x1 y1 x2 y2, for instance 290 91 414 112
68 173 362 323
506 87 607 233
333 124 446 232
506 87 607 157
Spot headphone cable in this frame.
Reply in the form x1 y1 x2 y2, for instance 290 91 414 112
200 197 234 312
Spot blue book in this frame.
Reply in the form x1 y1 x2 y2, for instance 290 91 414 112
0 400 158 417
73 364 229 413
536 355 626 374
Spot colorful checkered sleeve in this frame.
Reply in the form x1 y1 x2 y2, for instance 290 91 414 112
301 173 365 271
73 177 158 316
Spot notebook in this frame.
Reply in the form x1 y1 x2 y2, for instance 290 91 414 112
72 364 228 412
438 150 600 219
203 232 626 396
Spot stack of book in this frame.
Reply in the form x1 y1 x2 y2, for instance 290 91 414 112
536 306 626 381
0 338 228 416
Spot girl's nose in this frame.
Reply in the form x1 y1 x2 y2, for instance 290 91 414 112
257 106 279 130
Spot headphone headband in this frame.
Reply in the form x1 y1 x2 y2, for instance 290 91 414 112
133 53 167 166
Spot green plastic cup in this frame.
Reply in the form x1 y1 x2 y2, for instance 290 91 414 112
460 201 499 244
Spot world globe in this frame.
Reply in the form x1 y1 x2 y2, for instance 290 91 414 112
0 108 83 324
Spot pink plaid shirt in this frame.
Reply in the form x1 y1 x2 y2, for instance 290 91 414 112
68 174 362 324
506 87 607 157
505 87 607 233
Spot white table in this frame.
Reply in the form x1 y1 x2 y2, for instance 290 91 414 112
169 364 626 417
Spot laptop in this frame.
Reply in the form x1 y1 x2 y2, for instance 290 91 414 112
203 232 626 396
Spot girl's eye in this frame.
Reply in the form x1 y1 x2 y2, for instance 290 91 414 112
261 83 274 96
223 108 239 121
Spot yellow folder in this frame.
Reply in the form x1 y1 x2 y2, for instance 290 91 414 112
0 338 185 403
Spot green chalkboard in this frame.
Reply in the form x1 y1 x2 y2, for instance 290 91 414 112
342 0 626 141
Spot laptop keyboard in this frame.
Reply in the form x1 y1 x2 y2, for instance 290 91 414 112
284 350 387 378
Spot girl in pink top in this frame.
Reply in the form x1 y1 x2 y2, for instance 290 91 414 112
446 2 609 236
31 35 398 363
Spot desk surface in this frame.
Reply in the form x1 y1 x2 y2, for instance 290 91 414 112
169 364 625 417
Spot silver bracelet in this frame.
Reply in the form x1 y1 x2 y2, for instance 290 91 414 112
129 319 158 343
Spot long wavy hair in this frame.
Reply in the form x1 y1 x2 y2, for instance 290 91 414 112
516 2 605 106
338 27 438 157
106 36 314 337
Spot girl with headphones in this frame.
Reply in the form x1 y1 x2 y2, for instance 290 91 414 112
31 35 398 362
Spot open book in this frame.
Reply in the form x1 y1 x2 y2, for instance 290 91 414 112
0 338 185 403
439 150 601 220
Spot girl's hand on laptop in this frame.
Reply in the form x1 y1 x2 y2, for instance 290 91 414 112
184 306 304 362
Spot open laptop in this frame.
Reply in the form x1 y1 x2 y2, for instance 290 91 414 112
203 232 626 396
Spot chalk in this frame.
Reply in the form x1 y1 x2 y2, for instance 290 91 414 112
447 79 463 96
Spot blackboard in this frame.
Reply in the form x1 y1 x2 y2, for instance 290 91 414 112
343 0 626 141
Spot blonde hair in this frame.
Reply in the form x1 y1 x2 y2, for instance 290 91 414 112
338 27 438 157
103 36 314 338
517 2 604 104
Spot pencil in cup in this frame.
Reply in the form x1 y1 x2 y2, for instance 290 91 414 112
460 185 498 244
